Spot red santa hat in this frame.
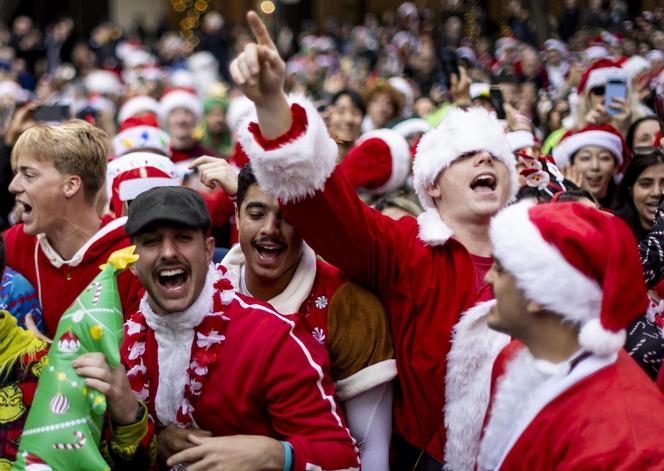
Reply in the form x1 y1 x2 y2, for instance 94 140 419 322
84 69 123 96
552 124 627 169
413 106 518 210
577 59 625 95
160 88 203 123
490 201 648 356
112 113 171 157
583 45 609 63
340 129 411 195
620 55 650 81
506 130 536 152
106 151 179 218
117 95 161 124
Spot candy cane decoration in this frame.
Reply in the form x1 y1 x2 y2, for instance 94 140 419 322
52 431 86 450
90 282 103 305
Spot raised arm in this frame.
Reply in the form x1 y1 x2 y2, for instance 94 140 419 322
230 11 413 295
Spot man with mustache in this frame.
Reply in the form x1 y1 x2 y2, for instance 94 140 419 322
186 160 396 470
122 185 359 470
231 12 518 470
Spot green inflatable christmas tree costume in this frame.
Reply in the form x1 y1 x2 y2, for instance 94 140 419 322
13 246 138 471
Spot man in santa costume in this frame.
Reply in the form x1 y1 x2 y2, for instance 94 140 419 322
122 186 360 470
478 201 664 470
4 120 143 338
187 162 396 470
230 12 516 469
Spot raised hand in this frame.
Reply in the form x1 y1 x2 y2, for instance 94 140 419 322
229 11 286 107
229 11 292 139
189 156 239 195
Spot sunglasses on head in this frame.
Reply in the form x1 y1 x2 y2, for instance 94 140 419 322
589 86 606 96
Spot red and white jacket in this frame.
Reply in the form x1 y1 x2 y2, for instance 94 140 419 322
478 342 664 470
237 96 510 466
3 216 143 337
121 265 360 471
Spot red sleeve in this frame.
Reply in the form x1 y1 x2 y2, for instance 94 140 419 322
261 315 360 471
338 138 392 190
200 189 235 229
282 167 410 297
244 103 416 298
118 270 144 321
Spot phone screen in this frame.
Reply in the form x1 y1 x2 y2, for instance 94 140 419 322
605 76 627 116
490 86 506 120
34 105 71 122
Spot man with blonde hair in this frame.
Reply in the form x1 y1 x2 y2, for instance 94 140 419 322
4 120 143 338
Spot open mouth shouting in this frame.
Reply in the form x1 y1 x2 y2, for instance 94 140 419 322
470 172 498 193
154 265 190 297
252 237 286 267
15 199 33 222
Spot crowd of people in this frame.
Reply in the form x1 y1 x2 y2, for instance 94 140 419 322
3 1 664 470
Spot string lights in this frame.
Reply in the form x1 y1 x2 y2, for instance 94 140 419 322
170 0 210 47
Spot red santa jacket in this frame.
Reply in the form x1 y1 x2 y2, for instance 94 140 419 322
237 97 491 462
122 273 360 471
479 343 664 470
222 243 396 401
3 216 143 337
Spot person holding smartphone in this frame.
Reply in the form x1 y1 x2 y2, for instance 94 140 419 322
573 59 646 136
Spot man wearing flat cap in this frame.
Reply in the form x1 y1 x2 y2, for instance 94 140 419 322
121 186 359 471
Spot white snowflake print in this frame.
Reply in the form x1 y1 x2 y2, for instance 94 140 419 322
126 319 145 336
314 296 328 309
127 360 147 377
312 327 326 344
128 341 145 361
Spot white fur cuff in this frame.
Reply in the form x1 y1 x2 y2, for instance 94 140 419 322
334 359 397 401
237 95 338 203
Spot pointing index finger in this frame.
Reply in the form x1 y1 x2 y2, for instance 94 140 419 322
247 10 276 50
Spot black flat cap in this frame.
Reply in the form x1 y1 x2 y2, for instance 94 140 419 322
125 186 211 236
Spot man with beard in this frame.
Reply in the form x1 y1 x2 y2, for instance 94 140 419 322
187 161 396 470
231 12 517 470
478 201 664 470
122 185 359 470
4 120 143 338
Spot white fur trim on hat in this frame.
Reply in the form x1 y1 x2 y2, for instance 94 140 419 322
647 50 664 64
392 118 432 138
552 130 623 168
505 130 535 152
490 201 603 335
578 318 626 357
85 70 123 96
118 177 180 201
623 56 650 80
543 39 568 56
106 151 177 199
413 106 518 210
584 67 625 92
417 208 453 246
118 96 161 123
357 129 411 195
584 46 609 62
112 125 171 157
160 89 203 122
237 94 337 203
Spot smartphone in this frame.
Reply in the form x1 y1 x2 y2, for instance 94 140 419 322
604 76 627 116
34 104 71 122
438 47 460 89
489 86 506 120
